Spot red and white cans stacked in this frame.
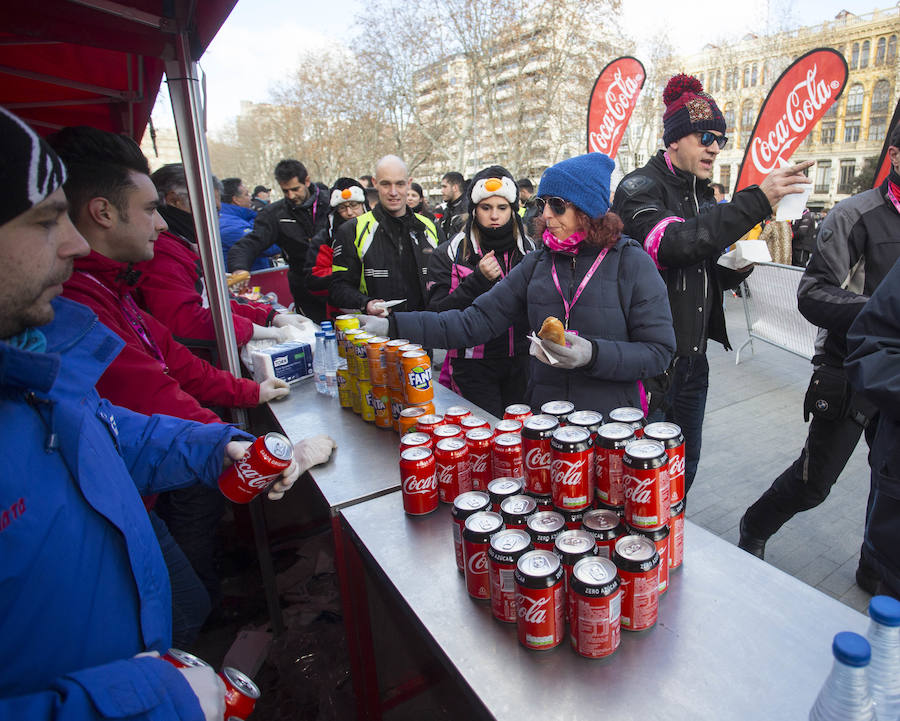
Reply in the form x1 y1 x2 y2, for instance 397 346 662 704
515 549 565 650
643 421 686 506
435 437 472 503
489 528 533 623
522 414 558 505
492 433 524 479
463 511 504 600
399 446 438 516
451 491 491 572
568 556 622 659
613 534 660 631
465 427 494 490
550 426 593 511
595 422 634 511
622 439 670 531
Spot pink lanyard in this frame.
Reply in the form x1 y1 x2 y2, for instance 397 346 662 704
80 271 169 372
887 181 900 215
550 248 609 330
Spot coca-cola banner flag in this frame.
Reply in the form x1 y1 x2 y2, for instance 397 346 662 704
735 48 848 191
873 97 900 188
586 56 646 158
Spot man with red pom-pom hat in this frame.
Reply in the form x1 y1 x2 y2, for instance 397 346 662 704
613 73 813 496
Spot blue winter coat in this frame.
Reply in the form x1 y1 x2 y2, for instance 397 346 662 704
218 203 280 271
0 297 249 720
394 237 675 416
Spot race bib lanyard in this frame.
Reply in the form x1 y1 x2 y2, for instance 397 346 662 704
550 248 609 330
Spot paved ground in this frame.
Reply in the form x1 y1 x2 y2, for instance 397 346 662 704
690 293 872 613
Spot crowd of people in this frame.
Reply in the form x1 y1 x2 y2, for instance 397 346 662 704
2 66 899 719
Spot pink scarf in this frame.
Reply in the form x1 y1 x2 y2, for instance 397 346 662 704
542 228 586 254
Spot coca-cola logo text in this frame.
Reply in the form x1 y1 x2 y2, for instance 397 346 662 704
403 475 437 495
668 454 685 478
624 474 653 504
236 458 279 489
525 447 551 470
589 69 643 154
467 551 488 575
518 595 549 623
551 459 586 487
470 453 489 474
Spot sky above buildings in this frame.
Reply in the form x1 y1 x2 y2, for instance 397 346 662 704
151 0 878 133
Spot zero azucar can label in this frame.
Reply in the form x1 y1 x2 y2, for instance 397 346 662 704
526 510 566 551
463 511 505 600
623 439 670 531
582 508 626 559
553 529 599 614
568 556 622 659
488 528 533 623
515 549 565 650
613 534 660 631
451 491 491 572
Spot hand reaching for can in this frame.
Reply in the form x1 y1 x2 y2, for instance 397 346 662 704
177 664 226 721
222 437 301 502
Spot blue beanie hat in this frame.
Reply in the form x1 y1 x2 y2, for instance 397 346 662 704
537 153 614 219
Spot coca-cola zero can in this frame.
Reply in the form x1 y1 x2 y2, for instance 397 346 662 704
623 439 670 531
613 534 660 631
582 508 626 559
487 476 525 511
452 491 491 572
515 549 565 650
399 446 438 516
488 528 533 623
627 523 670 594
550 426 593 510
569 556 622 659
463 511 505 600
553 528 599 607
526 510 565 551
500 493 537 528
218 433 294 504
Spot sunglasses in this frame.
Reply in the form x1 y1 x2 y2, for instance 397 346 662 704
697 131 728 149
535 196 571 215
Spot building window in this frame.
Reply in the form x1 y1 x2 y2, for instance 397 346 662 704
861 40 870 68
751 64 758 86
762 60 771 86
845 84 864 115
698 72 704 86
715 69 722 92
876 37 886 66
869 117 887 142
872 79 891 111
719 165 731 193
743 66 750 87
821 122 836 144
838 160 856 194
824 98 837 117
724 104 735 132
815 161 832 194
850 43 859 69
844 119 861 142
741 100 755 129
633 153 644 168
889 36 897 64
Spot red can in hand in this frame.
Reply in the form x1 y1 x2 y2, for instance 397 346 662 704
218 433 293 504
162 648 211 669
220 666 260 720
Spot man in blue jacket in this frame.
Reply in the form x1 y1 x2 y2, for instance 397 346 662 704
218 177 280 271
0 109 304 719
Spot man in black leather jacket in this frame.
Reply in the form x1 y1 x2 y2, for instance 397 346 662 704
613 73 812 494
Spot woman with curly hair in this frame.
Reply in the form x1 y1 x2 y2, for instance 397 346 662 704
361 153 675 415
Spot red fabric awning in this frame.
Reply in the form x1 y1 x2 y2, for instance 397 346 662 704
0 0 236 139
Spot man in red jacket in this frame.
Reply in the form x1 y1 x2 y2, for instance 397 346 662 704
49 125 301 637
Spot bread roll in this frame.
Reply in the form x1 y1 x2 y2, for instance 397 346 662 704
226 270 251 287
538 316 566 346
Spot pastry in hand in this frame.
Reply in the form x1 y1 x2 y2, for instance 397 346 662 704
538 316 566 346
226 270 251 287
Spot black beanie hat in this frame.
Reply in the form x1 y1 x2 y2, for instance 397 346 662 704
0 107 67 226
662 74 726 147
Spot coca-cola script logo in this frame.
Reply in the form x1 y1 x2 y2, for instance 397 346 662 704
586 57 645 158
470 452 489 475
467 550 488 575
438 465 456 488
551 459 586 487
518 595 550 623
525 447 551 470
736 49 847 190
623 474 652 504
403 475 437 495
236 459 279 489
668 453 686 479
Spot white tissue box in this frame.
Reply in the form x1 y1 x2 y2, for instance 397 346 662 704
251 342 313 384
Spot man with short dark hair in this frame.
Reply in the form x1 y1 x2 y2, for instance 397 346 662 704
613 73 812 495
227 159 329 321
250 184 270 211
710 182 726 203
439 170 466 237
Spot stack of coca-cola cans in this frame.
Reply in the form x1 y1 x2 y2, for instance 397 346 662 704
398 401 687 658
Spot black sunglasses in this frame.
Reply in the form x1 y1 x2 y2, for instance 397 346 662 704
535 196 571 215
697 131 728 149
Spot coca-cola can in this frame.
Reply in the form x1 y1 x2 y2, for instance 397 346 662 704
465 427 493 490
566 410 603 435
644 422 686 505
540 400 575 426
415 413 444 437
503 403 532 422
553 529 599 607
569 557 622 659
460 415 490 432
595 423 634 507
220 666 260 720
500 494 537 528
623 439 670 531
163 648 212 669
218 433 294 504
488 528 533 623
400 431 433 453
493 418 524 437
515 549 565 650
452 491 491 572
444 405 471 424
613 534 660 631
596 499 625 517
669 498 686 570
487 476 525 511
492 433 524 479
550 426 593 510
554 504 589 530
582 508 626 559
526 510 566 551
435 437 472 503
609 406 646 438
530 493 554 511
399 446 438 516
463 511 505 600
522 414 558 497
627 523 670 594
433 423 464 441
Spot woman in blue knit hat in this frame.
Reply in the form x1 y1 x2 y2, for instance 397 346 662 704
361 153 675 416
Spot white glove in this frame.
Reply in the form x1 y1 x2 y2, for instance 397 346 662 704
272 313 314 330
258 377 290 403
535 332 594 370
250 323 281 341
358 314 389 337
295 434 337 475
224 440 305 501
177 665 226 721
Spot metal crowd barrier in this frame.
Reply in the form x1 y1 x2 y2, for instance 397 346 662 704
735 262 818 364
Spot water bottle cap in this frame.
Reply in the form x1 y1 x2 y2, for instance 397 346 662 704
315 331 325 337
325 332 336 338
869 595 900 626
832 631 870 666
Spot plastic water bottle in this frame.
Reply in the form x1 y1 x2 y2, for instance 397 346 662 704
324 332 339 398
313 331 327 394
809 631 876 721
867 595 900 720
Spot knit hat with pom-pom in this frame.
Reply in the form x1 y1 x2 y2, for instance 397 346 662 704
662 74 725 146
